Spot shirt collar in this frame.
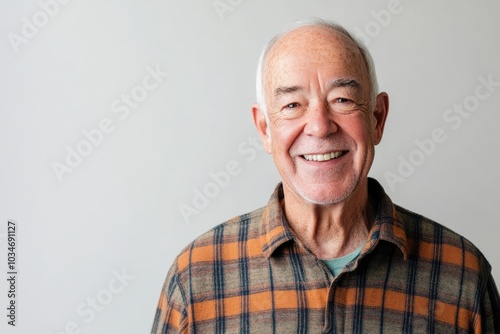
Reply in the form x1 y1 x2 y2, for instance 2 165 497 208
259 178 410 260
365 178 410 260
259 183 295 259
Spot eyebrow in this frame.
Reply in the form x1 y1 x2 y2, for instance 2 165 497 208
274 85 304 97
328 78 360 89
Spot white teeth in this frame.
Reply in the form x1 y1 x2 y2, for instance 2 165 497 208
303 151 344 161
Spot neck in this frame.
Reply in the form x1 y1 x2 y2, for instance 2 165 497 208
282 179 375 260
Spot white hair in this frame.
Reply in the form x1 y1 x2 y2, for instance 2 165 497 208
255 18 379 115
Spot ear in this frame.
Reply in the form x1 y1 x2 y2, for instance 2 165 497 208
252 104 272 154
372 92 389 145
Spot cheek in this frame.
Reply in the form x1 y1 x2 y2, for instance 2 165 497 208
271 129 291 154
272 121 303 153
345 114 374 142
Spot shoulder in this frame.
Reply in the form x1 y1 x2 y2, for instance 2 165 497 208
173 206 266 272
394 204 491 274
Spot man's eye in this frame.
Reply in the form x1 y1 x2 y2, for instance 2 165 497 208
330 98 358 114
285 102 299 108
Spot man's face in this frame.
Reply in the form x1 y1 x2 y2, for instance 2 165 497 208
253 26 388 205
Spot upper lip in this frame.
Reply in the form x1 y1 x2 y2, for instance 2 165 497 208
301 150 344 155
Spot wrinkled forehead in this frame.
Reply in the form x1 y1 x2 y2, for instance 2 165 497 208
264 26 369 93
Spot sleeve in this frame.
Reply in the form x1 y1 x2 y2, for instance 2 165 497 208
151 261 189 334
479 273 500 333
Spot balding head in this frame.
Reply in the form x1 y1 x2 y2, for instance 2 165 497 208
256 19 378 115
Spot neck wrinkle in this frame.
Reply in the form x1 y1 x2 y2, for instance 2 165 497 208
282 179 375 259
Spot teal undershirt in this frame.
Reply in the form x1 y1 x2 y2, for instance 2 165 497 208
321 244 365 276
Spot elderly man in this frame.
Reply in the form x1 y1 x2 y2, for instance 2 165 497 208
152 19 500 333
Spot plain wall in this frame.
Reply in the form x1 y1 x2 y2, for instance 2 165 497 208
1 1 499 333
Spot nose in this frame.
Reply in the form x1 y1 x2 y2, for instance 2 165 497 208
303 101 338 138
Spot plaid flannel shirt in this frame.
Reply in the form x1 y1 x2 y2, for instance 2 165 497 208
152 178 500 333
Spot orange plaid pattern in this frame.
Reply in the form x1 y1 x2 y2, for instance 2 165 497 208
152 179 500 333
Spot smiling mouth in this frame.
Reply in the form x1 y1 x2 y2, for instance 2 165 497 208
302 151 346 161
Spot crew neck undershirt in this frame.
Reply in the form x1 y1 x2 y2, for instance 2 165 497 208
321 244 365 276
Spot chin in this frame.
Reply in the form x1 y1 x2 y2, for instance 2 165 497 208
289 178 359 206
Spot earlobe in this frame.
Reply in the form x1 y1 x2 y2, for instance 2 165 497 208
251 104 272 153
373 92 389 145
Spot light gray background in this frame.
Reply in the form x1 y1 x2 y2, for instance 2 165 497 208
1 1 499 333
